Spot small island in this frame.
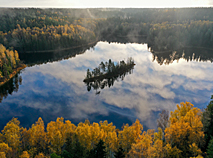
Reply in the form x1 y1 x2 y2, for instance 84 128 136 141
0 44 26 86
83 57 135 94
84 57 135 82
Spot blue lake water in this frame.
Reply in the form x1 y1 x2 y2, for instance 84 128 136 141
0 41 213 130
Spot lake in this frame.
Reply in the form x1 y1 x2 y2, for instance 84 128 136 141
0 41 212 130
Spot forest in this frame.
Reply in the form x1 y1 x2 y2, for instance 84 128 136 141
0 8 213 53
0 44 25 85
1 100 213 157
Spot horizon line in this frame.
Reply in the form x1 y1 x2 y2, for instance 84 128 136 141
0 6 213 9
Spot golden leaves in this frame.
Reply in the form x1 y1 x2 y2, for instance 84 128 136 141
0 102 205 157
19 151 30 158
35 153 47 158
0 44 21 78
28 118 47 152
0 143 12 154
1 118 21 151
9 22 95 45
0 152 6 158
165 102 204 157
47 117 76 154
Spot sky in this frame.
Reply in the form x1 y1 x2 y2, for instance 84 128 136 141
1 0 213 8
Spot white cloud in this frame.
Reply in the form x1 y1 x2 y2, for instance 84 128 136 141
2 41 213 129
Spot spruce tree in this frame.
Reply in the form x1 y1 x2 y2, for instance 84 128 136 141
88 140 106 158
207 137 213 158
114 146 125 158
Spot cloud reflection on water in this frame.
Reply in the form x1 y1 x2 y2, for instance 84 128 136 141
1 41 213 130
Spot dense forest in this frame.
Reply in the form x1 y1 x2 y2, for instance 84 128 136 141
0 21 99 52
1 100 213 157
0 44 25 85
0 8 213 53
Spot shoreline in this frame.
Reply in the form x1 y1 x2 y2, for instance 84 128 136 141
0 64 27 87
24 39 99 53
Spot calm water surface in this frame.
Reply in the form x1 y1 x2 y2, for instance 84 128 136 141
1 41 213 130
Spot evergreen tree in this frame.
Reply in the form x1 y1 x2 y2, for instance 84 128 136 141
64 133 74 154
207 137 213 158
114 146 125 158
202 95 213 151
63 133 87 158
61 150 72 158
50 153 61 158
89 140 106 158
73 140 87 158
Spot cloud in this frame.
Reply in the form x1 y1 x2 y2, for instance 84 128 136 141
25 42 212 125
1 41 213 130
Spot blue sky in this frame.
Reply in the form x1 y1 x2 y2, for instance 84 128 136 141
1 0 213 8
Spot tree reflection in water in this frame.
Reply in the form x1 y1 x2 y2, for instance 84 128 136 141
0 73 22 102
83 58 135 94
151 47 213 65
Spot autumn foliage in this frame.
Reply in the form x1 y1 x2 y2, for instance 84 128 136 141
0 19 103 52
0 44 25 87
0 102 205 157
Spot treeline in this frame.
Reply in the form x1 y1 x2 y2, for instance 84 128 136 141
0 8 68 32
1 8 213 53
0 18 103 52
112 8 213 23
1 8 213 33
102 18 213 50
2 100 213 157
0 8 105 52
0 44 25 81
147 21 213 51
0 8 90 32
0 8 118 33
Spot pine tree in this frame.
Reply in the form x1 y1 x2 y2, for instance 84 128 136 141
114 146 125 158
64 133 74 154
73 140 86 158
61 150 72 158
207 137 213 158
50 153 61 158
63 133 86 158
92 139 107 158
202 95 213 151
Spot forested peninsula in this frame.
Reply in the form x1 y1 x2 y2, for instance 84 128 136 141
0 44 26 86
